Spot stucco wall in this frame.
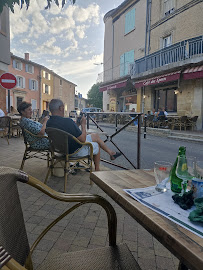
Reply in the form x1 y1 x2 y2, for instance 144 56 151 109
0 7 10 66
8 57 40 110
150 1 203 53
53 75 75 117
41 70 54 111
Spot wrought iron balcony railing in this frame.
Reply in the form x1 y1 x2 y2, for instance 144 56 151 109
130 35 203 76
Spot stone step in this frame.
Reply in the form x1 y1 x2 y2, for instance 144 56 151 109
168 135 203 144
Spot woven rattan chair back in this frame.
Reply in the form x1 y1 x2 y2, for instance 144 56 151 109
0 116 11 129
46 128 71 155
0 167 30 266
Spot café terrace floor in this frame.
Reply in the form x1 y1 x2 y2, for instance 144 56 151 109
0 136 179 270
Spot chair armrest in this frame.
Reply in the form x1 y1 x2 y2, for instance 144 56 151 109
26 174 117 252
22 128 49 147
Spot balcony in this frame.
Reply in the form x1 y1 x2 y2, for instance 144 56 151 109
130 35 203 77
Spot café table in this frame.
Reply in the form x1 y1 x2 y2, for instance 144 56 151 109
90 169 203 270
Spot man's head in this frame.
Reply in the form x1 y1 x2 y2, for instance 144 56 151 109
49 99 64 117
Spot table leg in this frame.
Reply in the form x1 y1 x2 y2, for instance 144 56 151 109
178 262 188 270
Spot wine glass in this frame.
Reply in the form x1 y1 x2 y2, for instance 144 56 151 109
154 161 172 192
176 156 193 195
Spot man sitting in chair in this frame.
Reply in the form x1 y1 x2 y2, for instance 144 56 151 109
47 99 121 171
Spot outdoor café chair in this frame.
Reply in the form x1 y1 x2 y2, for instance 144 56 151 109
171 116 188 131
0 116 11 145
45 128 94 193
186 115 198 131
20 128 51 170
0 166 141 270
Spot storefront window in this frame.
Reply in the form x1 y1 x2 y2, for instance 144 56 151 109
154 88 177 112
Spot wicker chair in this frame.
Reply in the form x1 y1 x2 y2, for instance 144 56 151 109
20 128 51 170
171 116 188 131
186 116 198 131
0 167 141 270
45 128 94 193
0 116 11 145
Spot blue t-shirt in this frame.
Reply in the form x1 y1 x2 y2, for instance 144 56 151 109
46 116 82 154
20 117 50 150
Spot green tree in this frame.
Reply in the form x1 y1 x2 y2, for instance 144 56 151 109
87 83 103 109
0 0 76 13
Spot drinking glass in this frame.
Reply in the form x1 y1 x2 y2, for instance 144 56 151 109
176 156 193 195
154 161 172 192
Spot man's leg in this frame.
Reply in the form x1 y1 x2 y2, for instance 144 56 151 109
93 147 100 171
90 133 116 158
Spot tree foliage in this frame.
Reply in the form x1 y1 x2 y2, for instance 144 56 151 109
0 0 76 14
87 83 103 109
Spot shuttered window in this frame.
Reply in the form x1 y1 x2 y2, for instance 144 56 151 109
16 76 25 88
26 64 34 73
164 0 175 16
125 8 135 35
120 50 134 77
29 79 38 91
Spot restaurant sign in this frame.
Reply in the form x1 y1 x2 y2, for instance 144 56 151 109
134 71 181 88
99 79 128 92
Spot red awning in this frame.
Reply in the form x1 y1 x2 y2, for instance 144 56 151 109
99 79 128 92
183 65 203 80
134 71 181 88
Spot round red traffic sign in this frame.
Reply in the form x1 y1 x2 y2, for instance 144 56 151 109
0 72 17 89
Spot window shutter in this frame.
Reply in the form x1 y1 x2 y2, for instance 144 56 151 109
25 64 28 72
43 84 45 93
48 74 51 80
29 79 32 89
125 8 135 34
23 77 25 88
120 54 125 77
36 81 38 91
48 86 51 95
13 60 16 68
43 71 45 78
20 62 23 70
32 66 34 73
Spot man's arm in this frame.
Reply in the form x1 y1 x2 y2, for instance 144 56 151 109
77 116 86 143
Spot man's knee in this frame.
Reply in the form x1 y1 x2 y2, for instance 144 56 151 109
91 133 100 142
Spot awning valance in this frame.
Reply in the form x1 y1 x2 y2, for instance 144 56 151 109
99 79 128 92
134 71 181 88
183 65 203 80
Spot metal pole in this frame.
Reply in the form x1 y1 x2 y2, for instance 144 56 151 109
8 89 10 113
137 114 141 169
144 115 147 139
115 114 118 132
87 113 89 129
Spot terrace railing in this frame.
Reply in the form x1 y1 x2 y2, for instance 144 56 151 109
130 35 203 76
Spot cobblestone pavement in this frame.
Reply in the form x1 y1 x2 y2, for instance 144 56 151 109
0 136 179 269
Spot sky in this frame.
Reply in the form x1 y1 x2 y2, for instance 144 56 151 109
10 0 124 98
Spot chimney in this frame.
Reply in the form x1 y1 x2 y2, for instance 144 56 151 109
24 53 29 61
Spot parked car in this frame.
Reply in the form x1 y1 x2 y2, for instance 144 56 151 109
69 110 79 123
81 107 102 114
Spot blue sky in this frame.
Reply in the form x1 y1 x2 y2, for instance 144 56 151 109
10 0 124 98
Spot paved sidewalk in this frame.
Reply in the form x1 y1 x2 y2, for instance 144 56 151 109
0 137 179 270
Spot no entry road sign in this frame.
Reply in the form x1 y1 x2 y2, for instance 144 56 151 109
0 73 17 89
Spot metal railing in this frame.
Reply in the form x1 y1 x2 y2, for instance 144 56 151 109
130 35 203 76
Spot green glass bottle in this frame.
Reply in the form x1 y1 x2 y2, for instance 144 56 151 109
170 146 186 193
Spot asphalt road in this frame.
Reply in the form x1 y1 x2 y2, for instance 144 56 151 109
91 125 203 170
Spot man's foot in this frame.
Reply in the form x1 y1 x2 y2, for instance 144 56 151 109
110 152 122 160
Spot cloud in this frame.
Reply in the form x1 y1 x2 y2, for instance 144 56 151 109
75 25 89 39
36 37 62 55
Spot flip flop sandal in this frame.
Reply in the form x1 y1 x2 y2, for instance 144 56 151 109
110 152 122 160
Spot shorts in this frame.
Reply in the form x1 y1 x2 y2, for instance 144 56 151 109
71 134 99 157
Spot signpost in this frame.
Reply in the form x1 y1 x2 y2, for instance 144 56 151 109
0 73 17 113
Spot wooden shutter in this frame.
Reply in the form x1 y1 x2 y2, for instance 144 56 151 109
48 86 51 95
48 74 51 80
13 60 16 68
120 54 125 77
36 81 38 91
125 8 135 34
29 79 32 89
25 64 28 72
43 83 45 93
23 77 25 88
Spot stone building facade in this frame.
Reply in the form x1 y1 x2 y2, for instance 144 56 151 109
52 73 76 117
101 0 147 112
132 0 203 129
